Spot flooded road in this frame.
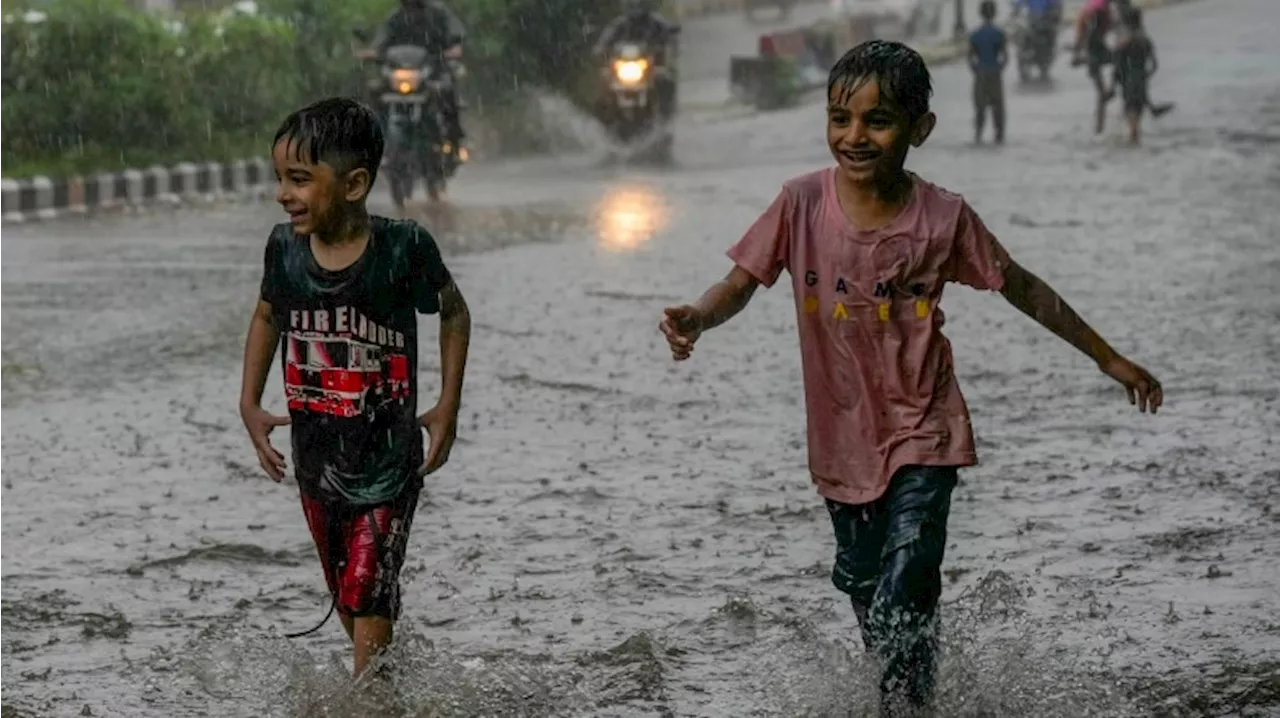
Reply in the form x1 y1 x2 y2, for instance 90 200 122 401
3 0 1279 716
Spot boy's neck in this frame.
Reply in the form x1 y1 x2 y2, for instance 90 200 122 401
850 170 912 206
314 207 372 247
836 170 914 229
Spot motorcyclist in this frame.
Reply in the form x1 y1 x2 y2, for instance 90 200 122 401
362 0 466 146
1011 0 1061 79
1012 0 1063 22
592 0 680 123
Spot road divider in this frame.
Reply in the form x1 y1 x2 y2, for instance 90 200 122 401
2 159 274 225
678 0 826 20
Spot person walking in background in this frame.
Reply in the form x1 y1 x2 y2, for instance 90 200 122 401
968 0 1007 145
1073 0 1115 134
1112 7 1172 145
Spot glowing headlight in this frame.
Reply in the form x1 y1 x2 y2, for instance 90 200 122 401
391 68 421 94
613 59 648 85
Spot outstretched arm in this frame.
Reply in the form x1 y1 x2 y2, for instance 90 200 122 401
999 260 1163 412
1000 260 1115 364
660 266 760 361
692 265 761 331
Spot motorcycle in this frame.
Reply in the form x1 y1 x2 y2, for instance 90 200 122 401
376 44 466 206
600 38 677 163
1014 11 1060 83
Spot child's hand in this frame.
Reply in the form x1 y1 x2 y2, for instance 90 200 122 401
1100 355 1163 414
660 305 704 361
241 405 290 481
418 402 459 476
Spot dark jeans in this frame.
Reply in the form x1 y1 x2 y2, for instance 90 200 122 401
972 67 1006 142
826 465 959 716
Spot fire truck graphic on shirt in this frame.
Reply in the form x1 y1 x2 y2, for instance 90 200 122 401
284 332 411 419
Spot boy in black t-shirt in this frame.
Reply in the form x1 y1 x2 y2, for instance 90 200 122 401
239 97 471 678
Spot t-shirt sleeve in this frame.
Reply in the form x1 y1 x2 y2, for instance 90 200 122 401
726 187 792 288
410 223 452 315
944 200 1010 292
259 227 283 306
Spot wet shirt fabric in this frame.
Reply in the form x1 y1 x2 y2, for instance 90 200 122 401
969 24 1007 71
727 169 1010 505
259 217 452 507
1113 31 1153 91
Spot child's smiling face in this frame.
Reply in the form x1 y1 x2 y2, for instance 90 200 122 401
826 74 934 188
272 138 371 238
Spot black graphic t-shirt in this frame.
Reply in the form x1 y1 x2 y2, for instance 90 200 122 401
259 217 451 507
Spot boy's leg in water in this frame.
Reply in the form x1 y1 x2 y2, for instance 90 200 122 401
300 494 354 643
827 466 959 716
303 484 421 677
341 484 420 677
827 498 887 650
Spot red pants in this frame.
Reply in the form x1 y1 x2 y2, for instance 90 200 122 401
299 485 420 619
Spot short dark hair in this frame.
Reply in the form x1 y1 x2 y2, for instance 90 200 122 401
827 40 932 123
980 0 997 19
272 97 384 184
1123 6 1143 26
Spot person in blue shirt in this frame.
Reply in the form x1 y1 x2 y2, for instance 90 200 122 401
1012 0 1063 22
968 0 1008 144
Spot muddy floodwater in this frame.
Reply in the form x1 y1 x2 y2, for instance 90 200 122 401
3 0 1279 716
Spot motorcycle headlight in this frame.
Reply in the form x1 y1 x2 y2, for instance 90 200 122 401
390 68 421 94
613 59 648 85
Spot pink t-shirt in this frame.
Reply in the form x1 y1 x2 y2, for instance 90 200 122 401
727 168 1011 505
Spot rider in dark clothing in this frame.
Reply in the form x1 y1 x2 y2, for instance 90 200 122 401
372 0 466 143
592 0 680 122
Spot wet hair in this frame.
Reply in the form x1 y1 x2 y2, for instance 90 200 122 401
979 0 996 19
272 97 384 185
827 40 932 124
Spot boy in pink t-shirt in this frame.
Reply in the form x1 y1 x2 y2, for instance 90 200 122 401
659 40 1162 715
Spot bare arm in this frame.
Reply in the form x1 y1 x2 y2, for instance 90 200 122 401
999 260 1118 367
661 266 761 361
1147 40 1159 77
998 259 1163 412
239 300 280 411
693 266 761 332
239 299 290 480
435 279 471 412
